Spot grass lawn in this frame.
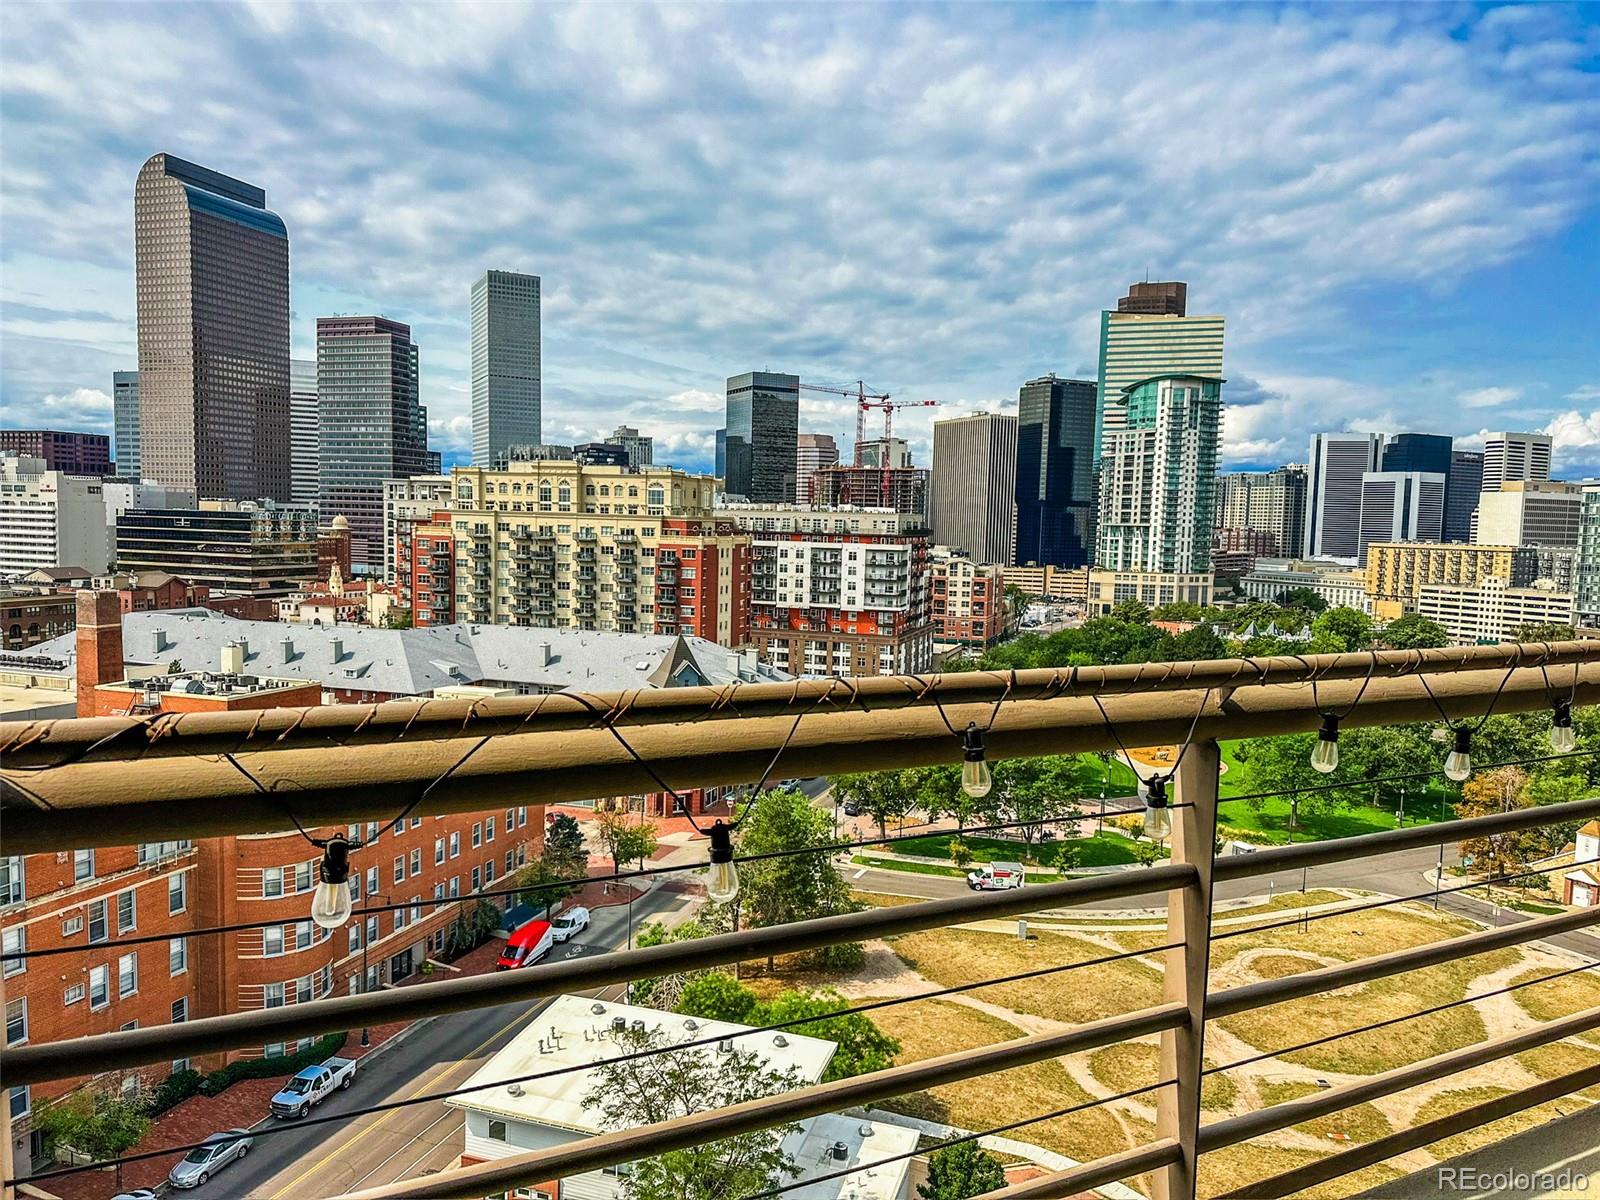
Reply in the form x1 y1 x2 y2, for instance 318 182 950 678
1412 1086 1584 1159
1195 1143 1405 1200
889 830 1141 869
1509 968 1600 1047
1515 1040 1600 1099
1086 1042 1237 1111
851 855 976 878
1217 791 1453 845
1253 1079 1394 1143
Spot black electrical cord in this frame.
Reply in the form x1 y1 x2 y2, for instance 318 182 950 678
1223 747 1600 806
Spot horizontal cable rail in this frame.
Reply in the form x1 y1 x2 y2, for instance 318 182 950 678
7 648 1598 851
2 864 1194 1085
7 641 1587 767
337 1003 1190 1200
972 1139 1184 1200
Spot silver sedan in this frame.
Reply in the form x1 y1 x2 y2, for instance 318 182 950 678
167 1128 253 1189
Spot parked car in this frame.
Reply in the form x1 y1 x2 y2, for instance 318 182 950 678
270 1056 358 1119
496 918 554 970
966 862 1026 891
550 907 590 943
842 800 862 816
112 1191 159 1200
168 1129 253 1189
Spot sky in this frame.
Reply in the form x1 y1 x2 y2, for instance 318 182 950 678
1 2 1598 478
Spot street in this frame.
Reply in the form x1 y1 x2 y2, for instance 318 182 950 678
183 883 694 1200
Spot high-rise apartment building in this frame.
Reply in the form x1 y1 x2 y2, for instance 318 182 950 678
316 316 428 571
1015 376 1096 568
610 426 653 468
1096 286 1223 462
1363 541 1529 621
0 431 112 477
1476 481 1584 548
113 372 140 480
1415 577 1575 645
133 153 290 500
1117 280 1187 316
795 433 840 503
114 500 319 596
1357 471 1445 563
1574 485 1600 623
383 475 454 583
1445 451 1484 542
725 503 932 676
929 412 1017 565
0 454 110 575
470 270 542 466
1304 433 1385 560
408 464 748 644
724 372 799 503
1482 433 1553 492
1213 466 1307 559
289 358 319 507
929 547 1006 649
1096 375 1222 574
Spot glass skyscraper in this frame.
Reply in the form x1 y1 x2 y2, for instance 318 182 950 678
113 371 140 481
1013 376 1095 568
471 270 541 466
724 372 799 502
290 358 319 508
134 153 290 500
1096 284 1224 466
316 317 427 571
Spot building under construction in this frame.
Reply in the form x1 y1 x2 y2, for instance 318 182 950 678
808 464 929 522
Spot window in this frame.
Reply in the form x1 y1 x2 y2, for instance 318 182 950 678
411 817 423 830
88 899 107 943
262 867 284 898
171 997 188 1024
74 849 95 882
505 808 515 833
471 867 482 892
2 926 22 978
393 856 405 885
394 907 408 932
435 838 445 866
294 861 313 894
169 937 187 976
61 914 83 937
116 890 136 934
263 982 285 1009
365 916 379 946
117 952 137 999
263 926 284 956
485 861 496 883
449 832 460 859
168 872 187 915
433 883 445 908
348 925 361 954
264 1041 286 1058
488 1119 508 1141
2 856 26 905
63 982 84 1006
471 823 482 849
519 806 528 827
506 850 515 874
448 876 460 898
410 896 422 923
409 849 422 877
137 841 190 865
89 964 109 1009
5 997 27 1046
8 1087 28 1122
298 974 315 1003
295 921 314 951
366 865 379 897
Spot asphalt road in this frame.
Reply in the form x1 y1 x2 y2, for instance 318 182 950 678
181 884 695 1200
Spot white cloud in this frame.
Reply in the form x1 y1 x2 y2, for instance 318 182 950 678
1458 386 1523 409
1542 410 1600 450
1564 385 1600 404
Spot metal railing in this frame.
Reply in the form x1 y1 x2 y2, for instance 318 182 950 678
2 641 1599 1200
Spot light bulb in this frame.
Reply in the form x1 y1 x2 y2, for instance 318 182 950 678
1444 727 1472 783
1141 776 1171 842
310 835 356 930
1311 714 1339 774
961 723 992 798
706 820 739 903
1551 699 1576 753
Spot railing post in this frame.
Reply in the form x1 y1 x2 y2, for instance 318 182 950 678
1154 738 1219 1200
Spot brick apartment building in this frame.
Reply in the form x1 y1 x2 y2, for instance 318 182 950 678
929 547 1006 649
2 593 539 1169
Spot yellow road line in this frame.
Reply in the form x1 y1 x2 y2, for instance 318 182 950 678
265 1005 533 1199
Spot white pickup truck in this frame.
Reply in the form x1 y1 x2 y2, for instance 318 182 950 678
269 1057 357 1119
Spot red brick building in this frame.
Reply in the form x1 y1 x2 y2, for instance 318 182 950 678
654 519 750 645
0 429 112 476
399 512 457 627
929 548 1005 649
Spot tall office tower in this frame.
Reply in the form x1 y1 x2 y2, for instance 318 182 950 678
0 431 112 476
724 372 799 502
930 412 1017 565
857 437 910 468
1096 375 1223 573
1304 433 1385 559
610 425 653 468
1015 375 1096 568
470 270 542 466
316 317 427 571
1117 280 1187 316
113 371 140 480
1096 282 1223 463
1214 465 1308 558
714 428 727 480
1444 450 1484 542
1357 471 1445 563
1476 481 1584 548
795 432 840 502
134 153 290 500
1382 433 1452 477
289 358 319 507
1482 432 1553 492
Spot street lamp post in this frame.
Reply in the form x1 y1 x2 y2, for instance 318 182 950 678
359 893 390 1048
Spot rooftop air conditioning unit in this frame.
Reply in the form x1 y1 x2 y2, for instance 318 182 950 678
611 1017 628 1033
830 1142 849 1162
630 1019 645 1033
717 1038 735 1053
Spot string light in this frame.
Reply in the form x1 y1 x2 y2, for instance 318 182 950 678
705 820 739 903
1444 726 1473 783
309 834 356 930
1311 713 1340 774
1140 776 1172 842
1550 698 1576 753
961 722 993 798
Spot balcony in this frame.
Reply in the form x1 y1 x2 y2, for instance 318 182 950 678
2 643 1598 1200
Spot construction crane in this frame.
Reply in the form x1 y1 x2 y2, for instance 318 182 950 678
797 380 939 470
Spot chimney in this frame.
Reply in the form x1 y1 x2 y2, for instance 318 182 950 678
538 641 552 667
75 590 124 718
330 637 344 664
220 642 245 675
280 637 295 663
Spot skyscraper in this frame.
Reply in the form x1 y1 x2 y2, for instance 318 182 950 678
471 270 542 466
134 153 290 500
795 432 840 503
1482 432 1553 492
1214 466 1307 557
1015 376 1096 568
610 426 653 468
316 317 427 571
1096 282 1223 463
1444 450 1484 542
1096 375 1222 573
930 412 1017 565
714 428 727 481
1382 433 1452 477
113 371 140 481
290 358 319 507
724 372 799 502
1357 471 1445 563
1305 433 1385 559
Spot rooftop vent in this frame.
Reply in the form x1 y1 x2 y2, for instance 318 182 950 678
772 1034 788 1047
151 627 170 654
507 1083 524 1097
329 637 344 664
611 1017 627 1033
591 1003 606 1016
279 637 295 663
630 1019 645 1033
717 1038 734 1053
538 641 552 667
830 1142 849 1162
683 1018 698 1032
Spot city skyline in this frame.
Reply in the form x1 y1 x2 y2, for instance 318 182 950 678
1 5 1598 477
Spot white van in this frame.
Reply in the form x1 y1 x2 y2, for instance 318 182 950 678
966 862 1026 891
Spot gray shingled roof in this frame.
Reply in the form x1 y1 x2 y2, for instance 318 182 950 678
27 610 787 696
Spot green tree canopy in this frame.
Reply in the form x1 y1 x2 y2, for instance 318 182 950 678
918 1142 1008 1200
542 812 587 877
833 770 916 839
735 787 861 967
1276 586 1329 613
1381 612 1450 650
1309 607 1374 653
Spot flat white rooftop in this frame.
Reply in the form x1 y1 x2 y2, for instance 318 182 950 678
779 1111 918 1200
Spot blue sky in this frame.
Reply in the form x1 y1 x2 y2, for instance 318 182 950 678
2 2 1597 477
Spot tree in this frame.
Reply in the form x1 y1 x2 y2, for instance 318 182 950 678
948 837 974 871
1277 587 1329 614
385 607 414 629
919 1141 1008 1200
34 1085 153 1161
1309 607 1373 653
632 917 730 1009
980 756 1081 857
677 971 762 1025
1236 732 1357 828
1515 621 1576 643
833 771 915 840
511 859 584 916
1382 613 1449 650
1151 600 1207 622
582 1024 805 1200
542 812 588 878
593 803 660 874
1133 840 1165 867
1455 767 1537 885
905 764 975 829
735 788 861 968
1109 598 1151 623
